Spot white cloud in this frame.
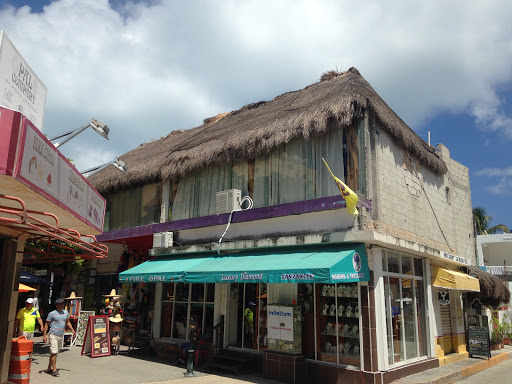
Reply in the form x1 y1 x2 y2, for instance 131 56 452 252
475 166 512 177
485 177 512 196
1 0 512 171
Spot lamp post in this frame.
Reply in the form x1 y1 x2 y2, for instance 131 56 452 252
49 118 110 148
81 158 128 176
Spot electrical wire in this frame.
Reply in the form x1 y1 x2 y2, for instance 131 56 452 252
217 196 253 255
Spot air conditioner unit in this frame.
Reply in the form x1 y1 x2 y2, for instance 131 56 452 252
216 189 242 214
153 231 173 248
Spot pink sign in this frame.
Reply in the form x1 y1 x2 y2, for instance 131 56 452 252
13 115 106 232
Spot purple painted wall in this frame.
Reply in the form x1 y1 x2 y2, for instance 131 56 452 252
97 195 372 242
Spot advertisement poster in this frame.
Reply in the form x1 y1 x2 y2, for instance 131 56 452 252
81 315 111 357
267 305 293 341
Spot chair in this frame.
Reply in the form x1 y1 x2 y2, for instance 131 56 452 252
175 322 186 339
194 340 210 365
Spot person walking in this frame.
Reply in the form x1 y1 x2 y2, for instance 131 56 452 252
14 298 44 340
43 298 75 377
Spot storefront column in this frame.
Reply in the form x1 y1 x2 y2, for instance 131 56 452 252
0 237 26 384
360 272 378 372
153 283 163 339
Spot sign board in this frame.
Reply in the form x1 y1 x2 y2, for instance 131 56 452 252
74 310 94 346
81 315 111 357
0 30 47 130
267 305 294 341
468 326 490 359
14 119 106 232
441 252 471 266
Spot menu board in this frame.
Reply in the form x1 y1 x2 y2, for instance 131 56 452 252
468 326 490 359
81 315 111 357
75 311 94 346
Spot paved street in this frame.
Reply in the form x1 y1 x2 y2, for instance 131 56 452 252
27 336 281 384
456 357 512 383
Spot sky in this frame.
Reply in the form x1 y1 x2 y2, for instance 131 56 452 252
1 0 511 229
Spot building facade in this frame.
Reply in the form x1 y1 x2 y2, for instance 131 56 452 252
90 68 478 383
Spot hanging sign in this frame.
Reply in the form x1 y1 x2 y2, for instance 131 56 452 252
438 291 450 306
81 315 111 357
468 326 490 359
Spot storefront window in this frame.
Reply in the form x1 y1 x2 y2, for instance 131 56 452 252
160 282 215 341
382 250 427 366
315 283 360 366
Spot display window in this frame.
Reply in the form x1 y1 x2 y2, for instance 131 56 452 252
314 283 361 366
160 282 215 341
382 250 427 365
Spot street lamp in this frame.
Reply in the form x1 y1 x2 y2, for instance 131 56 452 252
49 118 110 148
81 158 128 176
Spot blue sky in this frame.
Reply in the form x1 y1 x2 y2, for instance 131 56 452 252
1 0 511 229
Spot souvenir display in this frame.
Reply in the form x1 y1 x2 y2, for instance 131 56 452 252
317 283 360 365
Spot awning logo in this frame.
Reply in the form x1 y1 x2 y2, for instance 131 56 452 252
353 252 361 272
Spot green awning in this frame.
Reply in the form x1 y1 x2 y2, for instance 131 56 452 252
118 256 210 283
119 244 369 284
184 245 369 284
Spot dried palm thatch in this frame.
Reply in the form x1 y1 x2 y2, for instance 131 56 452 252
88 67 447 195
462 266 511 307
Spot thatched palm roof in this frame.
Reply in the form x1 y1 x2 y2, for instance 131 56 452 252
463 266 511 307
89 67 447 195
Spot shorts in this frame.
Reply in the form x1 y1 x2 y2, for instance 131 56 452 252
49 334 63 354
20 331 34 340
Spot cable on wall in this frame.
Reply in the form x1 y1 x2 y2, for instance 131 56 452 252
217 196 253 256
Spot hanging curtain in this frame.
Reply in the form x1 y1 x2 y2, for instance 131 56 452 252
253 126 344 208
172 161 249 221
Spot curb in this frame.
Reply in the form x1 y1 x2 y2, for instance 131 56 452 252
393 350 512 384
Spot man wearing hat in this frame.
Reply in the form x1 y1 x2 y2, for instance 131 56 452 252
14 298 44 340
244 301 257 348
43 299 75 376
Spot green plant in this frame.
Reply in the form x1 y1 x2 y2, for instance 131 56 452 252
490 315 508 345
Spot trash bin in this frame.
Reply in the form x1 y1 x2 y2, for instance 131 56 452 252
9 336 33 384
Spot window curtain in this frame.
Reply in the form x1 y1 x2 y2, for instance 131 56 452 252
172 161 249 221
109 186 142 230
252 126 344 208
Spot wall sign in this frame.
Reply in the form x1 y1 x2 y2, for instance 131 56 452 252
438 291 450 306
14 119 106 232
0 31 47 130
441 252 471 266
81 315 111 357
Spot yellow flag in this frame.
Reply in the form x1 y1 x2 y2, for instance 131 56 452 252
322 157 359 216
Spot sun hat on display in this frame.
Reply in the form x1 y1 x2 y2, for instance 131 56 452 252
103 289 121 298
109 314 124 323
65 291 82 299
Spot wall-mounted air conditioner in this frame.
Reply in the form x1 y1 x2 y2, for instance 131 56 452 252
153 231 173 248
216 189 241 214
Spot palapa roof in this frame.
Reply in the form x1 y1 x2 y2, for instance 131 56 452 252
89 67 447 195
463 266 511 307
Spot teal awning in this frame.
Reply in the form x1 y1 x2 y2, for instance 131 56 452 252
119 244 369 284
118 256 210 283
184 245 369 284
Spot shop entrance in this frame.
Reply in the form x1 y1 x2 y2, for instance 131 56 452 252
226 283 260 349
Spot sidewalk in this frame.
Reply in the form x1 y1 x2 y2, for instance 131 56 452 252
26 336 281 384
393 346 512 384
